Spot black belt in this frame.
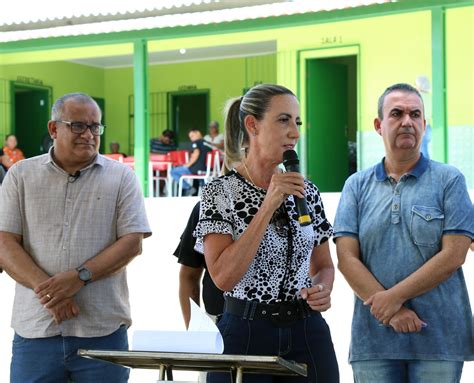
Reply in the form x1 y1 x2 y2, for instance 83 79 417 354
224 296 313 327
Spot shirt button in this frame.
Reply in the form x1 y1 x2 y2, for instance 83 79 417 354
262 310 266 315
62 246 66 250
64 222 69 226
426 215 431 220
393 204 399 211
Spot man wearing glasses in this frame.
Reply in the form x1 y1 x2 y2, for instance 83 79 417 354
0 93 151 382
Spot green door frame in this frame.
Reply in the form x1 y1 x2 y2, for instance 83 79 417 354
431 6 448 163
10 82 52 159
133 39 150 197
298 45 360 177
167 88 210 142
10 82 53 135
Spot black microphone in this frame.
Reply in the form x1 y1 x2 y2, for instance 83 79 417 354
282 150 311 226
68 171 81 183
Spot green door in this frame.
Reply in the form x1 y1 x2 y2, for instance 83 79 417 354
169 91 209 146
306 60 349 192
14 86 50 159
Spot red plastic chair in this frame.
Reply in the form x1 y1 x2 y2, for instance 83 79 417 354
150 154 172 196
178 150 222 197
166 150 189 166
103 153 124 162
122 156 135 168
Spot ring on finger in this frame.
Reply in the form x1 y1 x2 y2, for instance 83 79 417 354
46 294 52 300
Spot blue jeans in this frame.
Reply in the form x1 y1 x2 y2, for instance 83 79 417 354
171 166 192 189
352 359 463 383
10 325 130 383
208 312 339 383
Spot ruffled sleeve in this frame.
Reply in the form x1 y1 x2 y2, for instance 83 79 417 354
194 177 235 254
306 181 333 246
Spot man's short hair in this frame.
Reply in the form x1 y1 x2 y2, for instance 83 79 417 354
51 93 101 121
162 129 175 139
377 83 424 119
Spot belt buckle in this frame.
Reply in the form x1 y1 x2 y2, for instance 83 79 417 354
270 302 297 328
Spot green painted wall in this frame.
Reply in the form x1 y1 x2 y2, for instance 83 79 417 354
0 61 105 144
104 54 276 155
279 11 431 129
446 6 474 187
1 61 105 103
0 44 133 66
446 6 474 126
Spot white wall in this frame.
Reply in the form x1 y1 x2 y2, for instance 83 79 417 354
1 194 473 382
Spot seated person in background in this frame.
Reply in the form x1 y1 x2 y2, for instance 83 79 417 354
170 129 212 196
204 121 224 150
109 141 127 157
2 134 25 170
150 129 177 153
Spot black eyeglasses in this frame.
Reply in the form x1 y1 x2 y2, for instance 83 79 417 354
271 205 290 237
55 120 105 136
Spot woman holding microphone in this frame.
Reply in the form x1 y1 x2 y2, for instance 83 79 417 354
195 84 339 382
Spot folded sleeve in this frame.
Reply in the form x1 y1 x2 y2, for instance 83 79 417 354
0 165 23 235
442 171 474 239
194 179 235 254
306 181 333 246
116 166 152 238
333 175 360 240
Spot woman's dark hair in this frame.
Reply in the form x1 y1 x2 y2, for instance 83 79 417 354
223 84 295 173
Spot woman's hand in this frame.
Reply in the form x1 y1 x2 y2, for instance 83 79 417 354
264 172 305 212
301 283 332 312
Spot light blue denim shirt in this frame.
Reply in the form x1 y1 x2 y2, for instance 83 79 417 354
334 154 474 362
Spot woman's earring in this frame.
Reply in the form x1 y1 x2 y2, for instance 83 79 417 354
252 130 257 137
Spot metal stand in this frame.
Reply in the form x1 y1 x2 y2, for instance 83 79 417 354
78 349 306 382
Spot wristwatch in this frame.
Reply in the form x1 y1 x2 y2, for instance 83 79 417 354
76 266 92 285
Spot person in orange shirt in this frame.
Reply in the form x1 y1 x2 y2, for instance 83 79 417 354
2 134 25 170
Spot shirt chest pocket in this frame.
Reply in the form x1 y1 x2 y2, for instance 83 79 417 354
410 205 444 247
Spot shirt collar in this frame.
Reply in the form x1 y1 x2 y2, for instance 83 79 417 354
42 146 104 170
375 152 429 181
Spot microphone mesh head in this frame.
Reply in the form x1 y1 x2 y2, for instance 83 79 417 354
283 149 298 162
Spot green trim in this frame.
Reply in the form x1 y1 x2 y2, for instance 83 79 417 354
1 0 473 54
133 40 150 196
431 6 448 163
128 94 134 154
356 51 362 172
